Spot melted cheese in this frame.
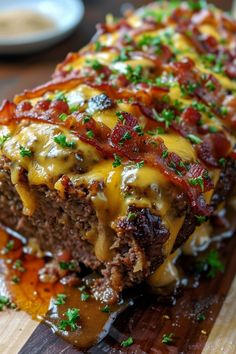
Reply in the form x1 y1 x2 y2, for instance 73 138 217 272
1 1 234 291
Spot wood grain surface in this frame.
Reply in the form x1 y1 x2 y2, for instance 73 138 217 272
0 1 235 353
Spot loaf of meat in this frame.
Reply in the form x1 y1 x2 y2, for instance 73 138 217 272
0 1 235 301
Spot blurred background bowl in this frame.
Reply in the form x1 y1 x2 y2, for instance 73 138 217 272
0 0 84 55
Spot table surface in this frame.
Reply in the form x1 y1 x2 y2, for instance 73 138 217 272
0 0 233 102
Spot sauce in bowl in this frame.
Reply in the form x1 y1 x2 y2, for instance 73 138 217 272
0 9 56 39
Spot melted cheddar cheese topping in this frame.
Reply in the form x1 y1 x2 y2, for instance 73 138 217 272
0 1 235 287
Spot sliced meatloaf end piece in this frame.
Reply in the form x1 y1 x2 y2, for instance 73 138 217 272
0 156 101 270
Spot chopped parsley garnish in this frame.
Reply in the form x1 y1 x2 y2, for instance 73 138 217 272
81 293 90 302
188 0 207 11
116 111 125 122
181 82 199 96
54 134 76 149
59 260 77 271
202 53 227 75
179 161 188 170
208 126 218 133
197 314 206 322
195 249 225 278
86 130 94 139
119 131 132 145
219 106 228 116
138 35 162 53
133 124 144 136
78 285 86 292
0 295 11 311
195 215 207 225
205 80 216 92
2 240 14 254
136 161 144 169
69 105 80 113
142 9 164 23
12 276 20 284
82 115 91 124
191 101 207 113
13 259 25 272
162 150 169 159
0 134 10 148
153 109 176 128
94 41 102 52
188 176 204 191
162 333 174 345
86 59 102 71
19 146 32 158
121 336 134 347
59 113 68 121
0 296 10 305
162 95 171 104
58 308 80 331
202 53 216 65
127 212 137 221
55 91 67 102
101 305 110 313
187 134 203 145
113 154 122 168
126 65 143 84
218 158 226 167
113 48 130 62
55 294 67 305
147 127 166 136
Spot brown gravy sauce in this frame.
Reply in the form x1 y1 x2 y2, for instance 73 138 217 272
0 228 117 348
0 10 56 39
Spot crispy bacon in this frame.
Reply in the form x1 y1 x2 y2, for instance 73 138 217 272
14 77 93 104
197 133 231 168
0 100 16 124
96 19 132 36
109 112 213 215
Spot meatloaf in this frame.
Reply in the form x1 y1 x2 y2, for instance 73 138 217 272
0 1 236 300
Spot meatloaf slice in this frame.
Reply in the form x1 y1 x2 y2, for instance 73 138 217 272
0 1 236 300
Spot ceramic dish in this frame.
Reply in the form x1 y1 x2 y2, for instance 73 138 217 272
0 0 84 54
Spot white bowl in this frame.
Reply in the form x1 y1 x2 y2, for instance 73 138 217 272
0 0 84 54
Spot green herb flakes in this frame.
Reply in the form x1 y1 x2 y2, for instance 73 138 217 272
113 154 122 168
0 134 10 148
19 146 32 158
121 336 134 347
162 333 174 345
55 294 67 305
81 293 90 302
54 134 76 149
58 308 80 331
187 134 203 145
100 305 110 313
188 176 204 191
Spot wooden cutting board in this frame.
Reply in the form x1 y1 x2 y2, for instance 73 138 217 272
0 235 236 354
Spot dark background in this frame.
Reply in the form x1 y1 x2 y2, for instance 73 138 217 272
0 0 233 101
